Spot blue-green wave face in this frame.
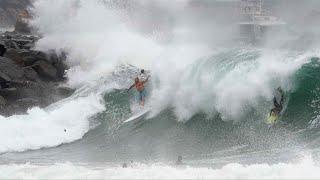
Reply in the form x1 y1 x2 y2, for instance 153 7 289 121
284 57 320 128
71 49 319 164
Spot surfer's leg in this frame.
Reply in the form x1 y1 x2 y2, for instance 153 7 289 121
138 90 145 106
273 97 280 108
140 90 146 106
138 91 143 106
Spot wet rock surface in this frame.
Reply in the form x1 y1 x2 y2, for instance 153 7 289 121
0 32 73 116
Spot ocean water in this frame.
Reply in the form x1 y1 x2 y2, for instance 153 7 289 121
1 0 320 179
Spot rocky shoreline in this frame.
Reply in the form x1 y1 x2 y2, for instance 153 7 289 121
0 31 73 116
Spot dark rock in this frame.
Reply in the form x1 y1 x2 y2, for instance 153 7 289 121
4 49 48 67
33 60 58 80
57 86 75 97
23 67 38 81
3 33 12 40
22 56 38 66
0 95 6 108
0 82 11 89
0 43 6 56
0 71 11 89
0 32 71 116
3 48 24 65
22 42 33 50
20 50 47 66
0 71 11 82
51 51 68 80
12 38 32 46
0 87 17 98
3 97 38 116
0 57 24 80
4 40 19 49
32 51 47 60
16 98 39 107
47 50 59 64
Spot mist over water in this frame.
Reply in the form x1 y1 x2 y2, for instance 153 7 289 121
29 0 319 121
1 0 320 179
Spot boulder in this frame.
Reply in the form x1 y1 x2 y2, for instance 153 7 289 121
0 43 6 56
57 86 75 96
23 67 38 81
4 40 19 49
22 42 33 50
12 38 32 46
33 60 58 80
3 48 24 65
0 95 6 107
50 51 68 80
0 57 24 80
0 32 72 116
22 56 38 66
0 71 11 82
46 50 60 64
20 50 47 66
3 34 12 40
0 71 11 89
0 57 23 80
0 87 17 94
3 97 39 116
4 49 49 67
12 82 41 99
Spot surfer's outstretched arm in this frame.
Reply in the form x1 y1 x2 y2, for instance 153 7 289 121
127 84 135 92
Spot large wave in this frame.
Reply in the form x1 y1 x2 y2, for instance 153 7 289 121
0 0 319 156
29 0 319 122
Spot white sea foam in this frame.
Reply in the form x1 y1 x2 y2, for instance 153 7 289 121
1 158 319 179
30 0 318 122
0 92 104 153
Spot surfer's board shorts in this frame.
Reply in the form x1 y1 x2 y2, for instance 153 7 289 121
138 89 146 101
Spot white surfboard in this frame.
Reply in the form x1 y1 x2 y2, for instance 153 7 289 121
123 108 150 123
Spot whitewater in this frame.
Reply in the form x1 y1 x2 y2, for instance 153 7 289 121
1 0 320 179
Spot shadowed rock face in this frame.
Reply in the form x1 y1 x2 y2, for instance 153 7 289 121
0 43 6 56
0 0 31 27
0 31 73 116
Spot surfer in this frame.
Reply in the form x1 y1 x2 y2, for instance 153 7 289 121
175 155 183 165
122 163 128 168
127 75 150 106
269 87 285 119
